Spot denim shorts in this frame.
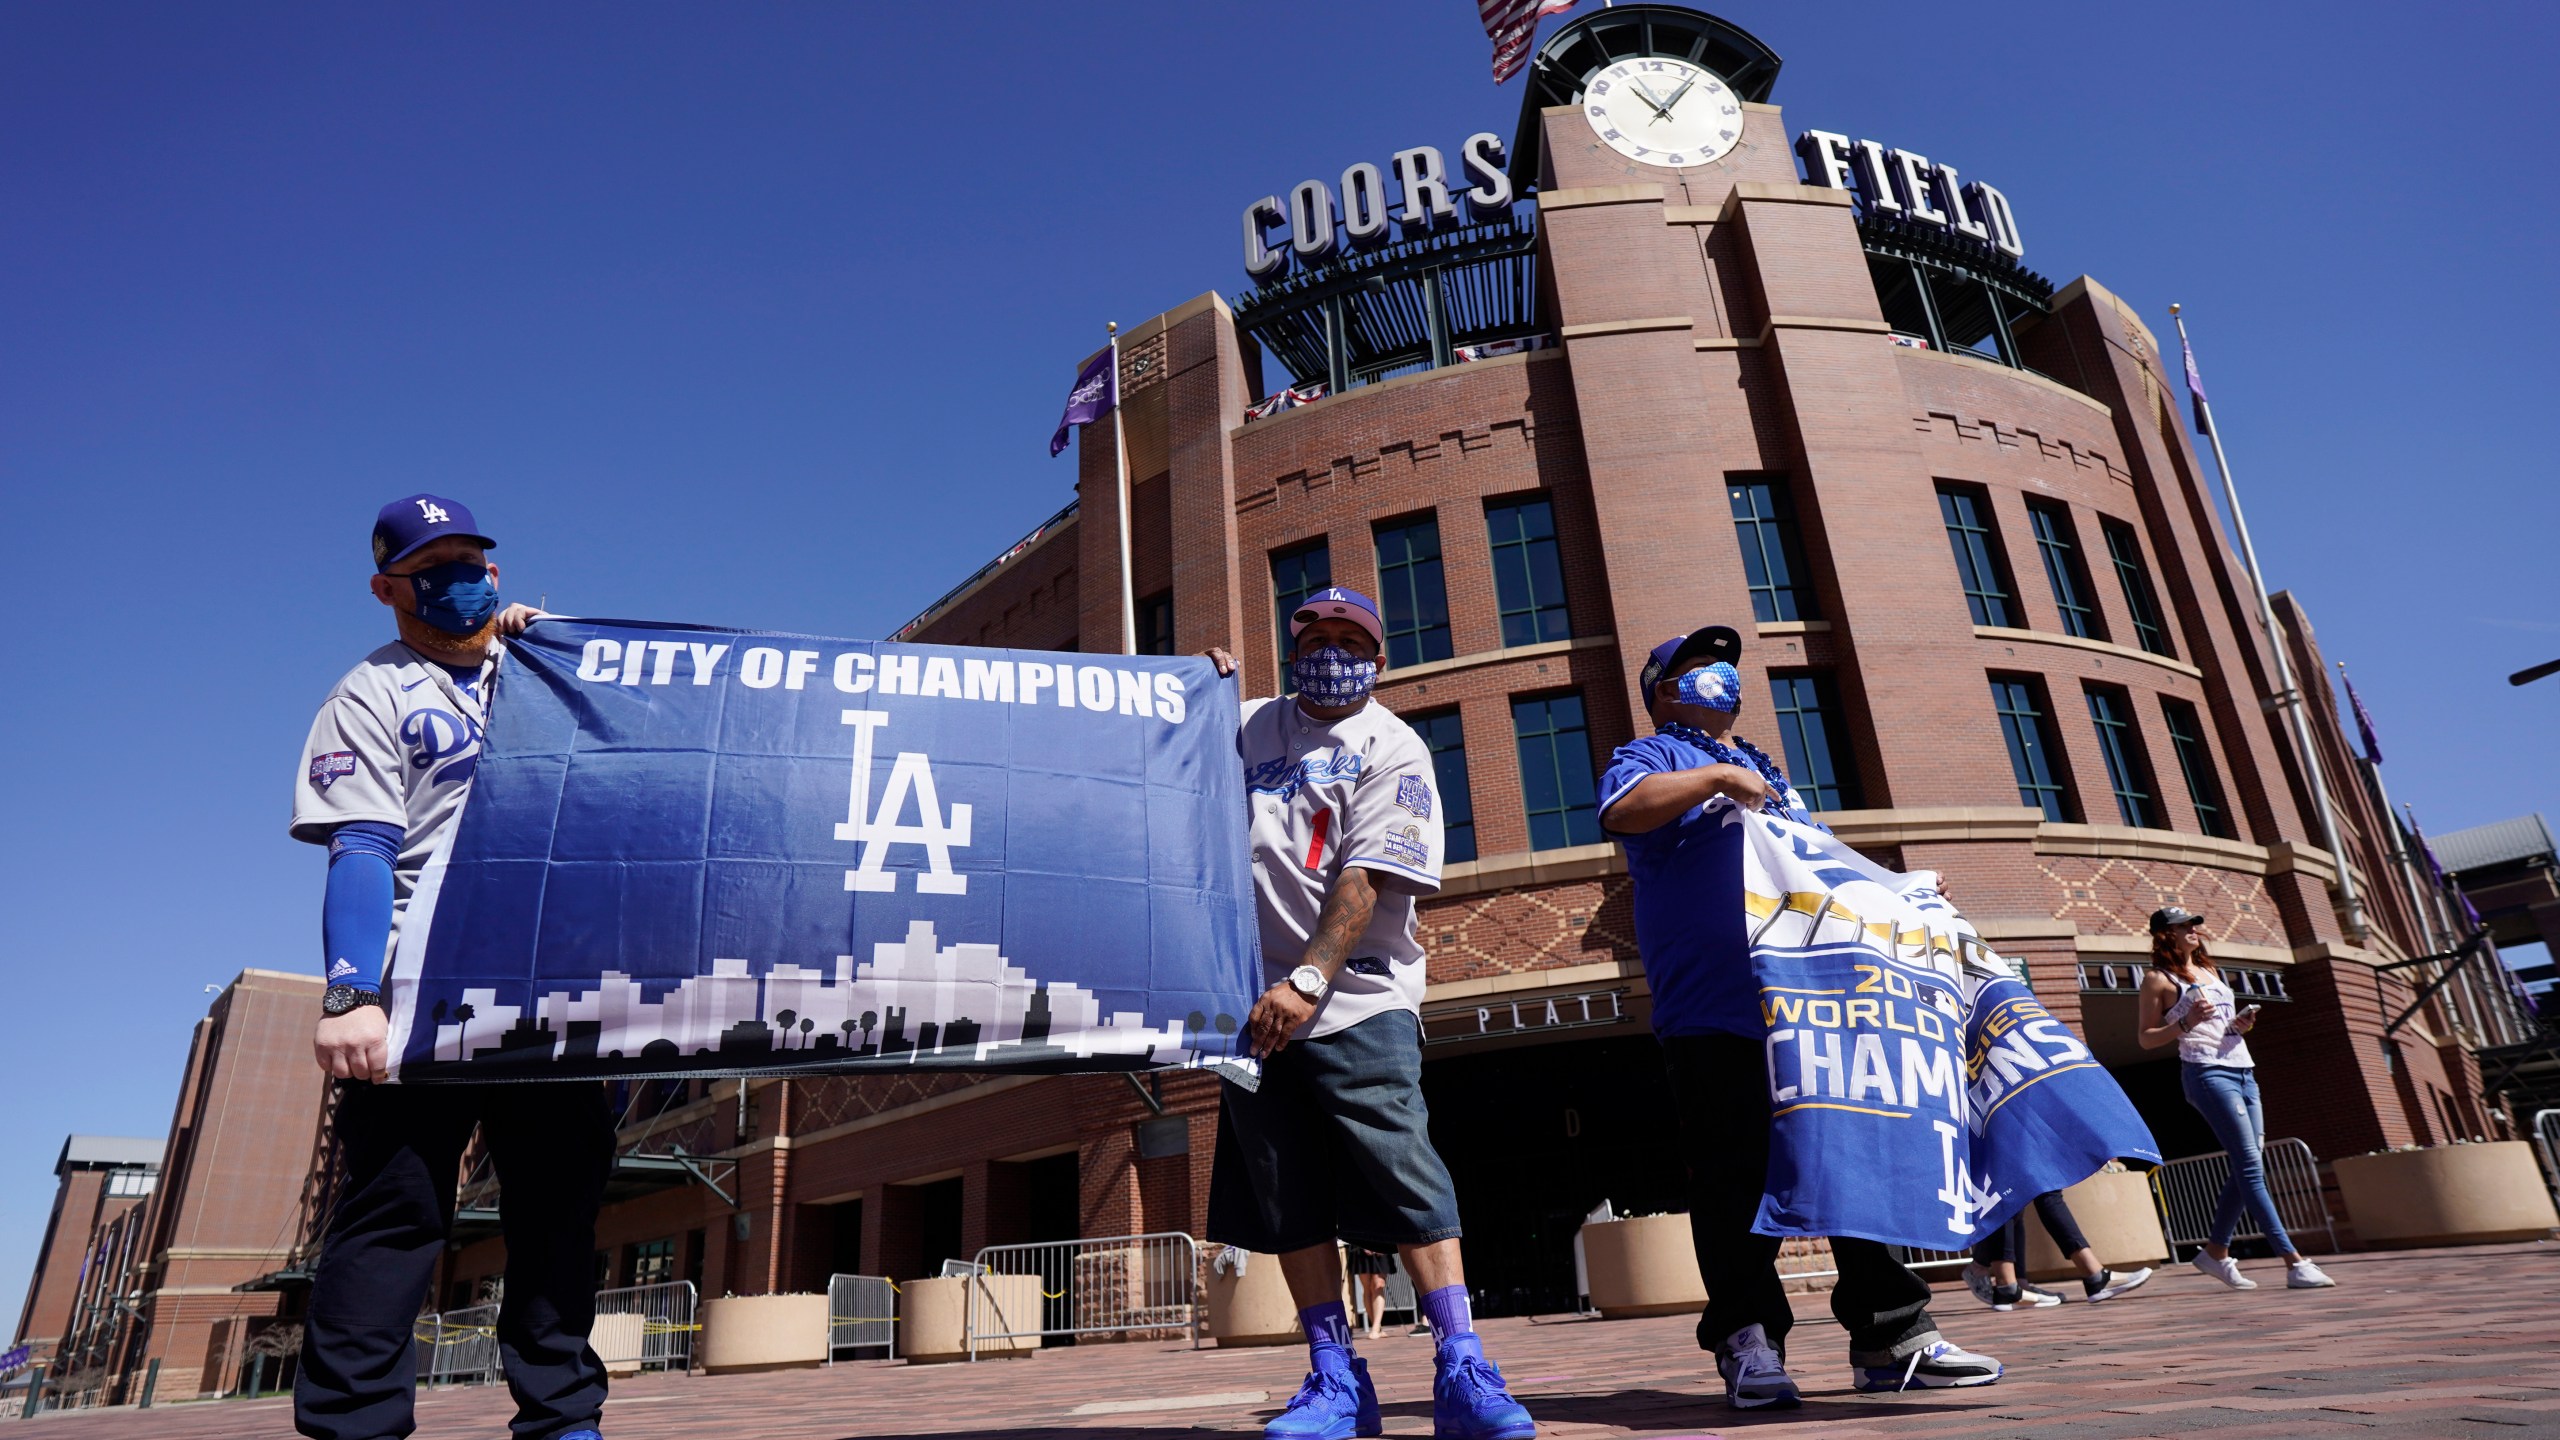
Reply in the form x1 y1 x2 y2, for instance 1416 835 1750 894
1206 1009 1465 1255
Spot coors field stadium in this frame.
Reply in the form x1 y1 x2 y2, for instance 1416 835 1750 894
435 2 2519 1311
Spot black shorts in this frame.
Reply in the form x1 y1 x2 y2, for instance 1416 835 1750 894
1206 1010 1464 1255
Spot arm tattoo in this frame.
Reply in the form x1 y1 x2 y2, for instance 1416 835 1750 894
1303 867 1378 980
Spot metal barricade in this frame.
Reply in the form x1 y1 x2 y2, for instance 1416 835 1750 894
2534 1109 2560 1203
966 1232 1200 1358
593 1280 697 1373
417 1303 501 1387
827 1274 897 1361
2150 1137 2335 1254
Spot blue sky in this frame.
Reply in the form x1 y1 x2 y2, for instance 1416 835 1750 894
2 2 2552 1326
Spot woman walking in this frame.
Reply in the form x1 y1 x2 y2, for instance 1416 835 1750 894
2136 906 2336 1291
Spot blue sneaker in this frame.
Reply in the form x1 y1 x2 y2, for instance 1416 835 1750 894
1433 1334 1535 1440
1266 1355 1381 1440
556 1432 602 1440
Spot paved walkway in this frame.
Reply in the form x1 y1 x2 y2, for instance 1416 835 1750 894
25 1242 2560 1439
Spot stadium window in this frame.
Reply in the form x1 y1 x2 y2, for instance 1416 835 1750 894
1373 515 1454 667
1937 485 2018 628
1409 708 1477 864
1485 496 1573 647
1990 675 2075 822
1270 539 1333 693
1728 476 1819 623
105 1169 154 1198
1512 692 1602 851
2101 518 2174 658
2084 684 2161 829
2160 696 2235 839
1768 671 1860 812
1138 591 1175 656
2027 501 2104 641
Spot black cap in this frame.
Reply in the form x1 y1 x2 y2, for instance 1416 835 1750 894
1638 626 1743 710
2148 905 2205 934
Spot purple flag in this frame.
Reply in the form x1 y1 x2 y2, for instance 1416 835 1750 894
2342 668 2384 766
2180 330 2211 436
1049 347 1117 458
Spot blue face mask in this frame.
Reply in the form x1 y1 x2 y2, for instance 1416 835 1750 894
403 560 501 636
1292 644 1378 707
1675 661 1743 715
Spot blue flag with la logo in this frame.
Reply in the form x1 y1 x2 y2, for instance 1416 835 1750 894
1733 807 2159 1248
384 619 1262 1082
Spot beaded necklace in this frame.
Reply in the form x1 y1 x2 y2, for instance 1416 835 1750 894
1658 722 1804 820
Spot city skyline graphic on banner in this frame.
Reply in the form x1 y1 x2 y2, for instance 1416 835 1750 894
419 920 1232 1073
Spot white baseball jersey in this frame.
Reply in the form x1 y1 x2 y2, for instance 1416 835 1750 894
1240 696 1446 1040
290 641 498 974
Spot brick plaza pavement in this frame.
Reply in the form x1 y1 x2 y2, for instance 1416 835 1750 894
24 1242 2559 1440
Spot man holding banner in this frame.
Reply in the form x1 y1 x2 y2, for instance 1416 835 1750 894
288 496 612 1440
1204 590 1535 1440
1600 627 2005 1409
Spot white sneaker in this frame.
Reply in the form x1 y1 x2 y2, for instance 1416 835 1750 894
1714 1323 1801 1410
2086 1266 2152 1302
2017 1281 2064 1308
2286 1259 2337 1289
2189 1251 2257 1290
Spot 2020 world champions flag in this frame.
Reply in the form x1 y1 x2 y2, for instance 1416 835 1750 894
382 620 1263 1083
1734 808 2159 1249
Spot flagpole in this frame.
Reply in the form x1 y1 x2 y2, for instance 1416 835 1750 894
2170 303 2368 943
1109 322 1137 657
2338 662 2443 957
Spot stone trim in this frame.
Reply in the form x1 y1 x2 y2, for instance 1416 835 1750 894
1821 806 2047 847
1662 205 1722 225
2077 932 2292 965
2265 841 2343 886
1377 634 1617 687
1561 315 1695 340
1974 917 2081 942
1424 958 1646 1005
2034 822 2271 870
1973 625 2203 679
1694 336 1765 351
1719 180 1856 224
1761 315 1892 339
1756 619 1831 636
1438 841 1624 900
1538 184 1669 211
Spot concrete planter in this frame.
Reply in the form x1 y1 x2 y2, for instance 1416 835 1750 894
589 1311 648 1376
698 1293 828 1375
1203 1251 1300 1347
1582 1214 1706 1319
897 1274 1042 1364
2333 1142 2560 1248
2024 1169 2171 1281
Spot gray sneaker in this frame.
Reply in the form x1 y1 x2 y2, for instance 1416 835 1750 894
2190 1251 2257 1289
1853 1338 2003 1392
1714 1323 1802 1410
2016 1281 2064 1308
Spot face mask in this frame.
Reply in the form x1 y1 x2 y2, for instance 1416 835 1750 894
403 560 501 637
1292 644 1378 707
1675 661 1743 715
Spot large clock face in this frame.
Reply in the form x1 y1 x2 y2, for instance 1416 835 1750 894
1579 58 1742 168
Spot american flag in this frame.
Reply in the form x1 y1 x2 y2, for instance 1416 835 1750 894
1482 0 1581 83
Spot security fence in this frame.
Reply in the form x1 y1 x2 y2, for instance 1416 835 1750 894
2150 1137 2336 1254
966 1232 1201 1358
827 1273 897 1361
593 1280 698 1373
1772 1235 1970 1285
416 1303 501 1387
2535 1109 2560 1202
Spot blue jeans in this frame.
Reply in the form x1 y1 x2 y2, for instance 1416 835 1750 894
2180 1062 2293 1254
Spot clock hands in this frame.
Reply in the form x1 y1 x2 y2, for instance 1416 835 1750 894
1627 77 1675 124
1658 73 1699 115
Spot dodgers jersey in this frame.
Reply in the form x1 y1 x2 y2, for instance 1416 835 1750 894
290 641 496 975
1241 695 1445 1040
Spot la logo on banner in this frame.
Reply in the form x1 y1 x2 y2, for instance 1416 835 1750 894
836 710 972 893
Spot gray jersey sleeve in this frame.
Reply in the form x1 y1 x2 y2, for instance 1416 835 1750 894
291 688 407 845
1339 725 1445 895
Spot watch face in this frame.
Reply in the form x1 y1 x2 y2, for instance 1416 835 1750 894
1579 58 1742 168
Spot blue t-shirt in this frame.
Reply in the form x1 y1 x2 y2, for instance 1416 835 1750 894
1597 729 1811 1039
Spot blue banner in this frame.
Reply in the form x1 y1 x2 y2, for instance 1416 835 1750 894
1734 809 2158 1249
385 620 1263 1082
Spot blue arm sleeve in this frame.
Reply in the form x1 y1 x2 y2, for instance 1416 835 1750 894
322 822 402 991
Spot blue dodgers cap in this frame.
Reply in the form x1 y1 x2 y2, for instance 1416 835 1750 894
1638 625 1743 710
372 493 496 571
1289 586 1386 650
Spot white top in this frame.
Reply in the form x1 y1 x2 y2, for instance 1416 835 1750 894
1240 696 1445 1039
2165 970 2253 1068
290 641 498 976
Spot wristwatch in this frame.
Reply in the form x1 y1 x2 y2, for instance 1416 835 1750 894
322 985 386 1017
1286 965 1329 1002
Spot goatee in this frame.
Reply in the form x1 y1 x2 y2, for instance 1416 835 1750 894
400 611 498 664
